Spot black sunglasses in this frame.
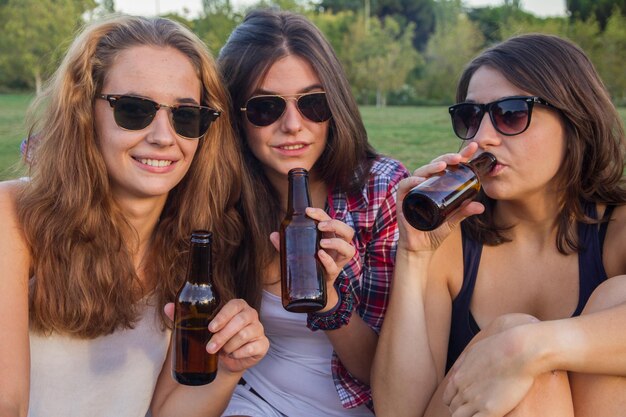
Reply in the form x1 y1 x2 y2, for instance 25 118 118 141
449 96 555 140
98 94 220 139
240 92 332 127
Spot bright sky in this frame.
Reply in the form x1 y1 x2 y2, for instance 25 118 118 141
113 0 567 18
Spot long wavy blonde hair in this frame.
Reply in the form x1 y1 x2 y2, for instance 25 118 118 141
19 16 246 338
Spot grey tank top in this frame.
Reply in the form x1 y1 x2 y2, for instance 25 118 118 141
239 290 373 417
28 298 170 417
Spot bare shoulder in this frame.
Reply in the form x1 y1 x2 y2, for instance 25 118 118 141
604 203 626 276
0 180 28 248
0 180 24 215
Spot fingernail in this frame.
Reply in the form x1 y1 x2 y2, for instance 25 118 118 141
207 343 217 353
320 239 330 246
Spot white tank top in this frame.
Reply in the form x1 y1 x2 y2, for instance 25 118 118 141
241 291 373 417
28 298 170 417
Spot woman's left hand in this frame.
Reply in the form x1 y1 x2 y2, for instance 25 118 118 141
443 326 537 417
164 300 269 375
269 207 356 311
305 207 356 275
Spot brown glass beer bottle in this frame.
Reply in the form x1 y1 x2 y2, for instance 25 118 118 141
403 152 497 231
280 168 327 313
172 230 219 385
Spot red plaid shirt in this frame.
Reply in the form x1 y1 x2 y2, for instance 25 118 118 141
326 156 409 410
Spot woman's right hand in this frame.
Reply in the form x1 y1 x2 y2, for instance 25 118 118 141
397 142 484 253
165 299 269 375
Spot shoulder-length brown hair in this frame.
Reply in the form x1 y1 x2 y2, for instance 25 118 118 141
217 9 377 307
458 33 626 253
19 15 246 338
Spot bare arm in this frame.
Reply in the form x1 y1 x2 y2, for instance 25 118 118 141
373 146 486 416
372 176 481 415
371 246 439 417
0 181 31 417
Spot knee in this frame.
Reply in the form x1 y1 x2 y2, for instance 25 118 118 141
583 275 626 315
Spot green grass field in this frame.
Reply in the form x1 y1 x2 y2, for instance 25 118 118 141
0 94 625 180
0 94 33 180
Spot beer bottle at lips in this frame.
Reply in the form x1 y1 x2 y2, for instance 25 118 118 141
172 230 219 385
403 152 497 231
280 168 327 313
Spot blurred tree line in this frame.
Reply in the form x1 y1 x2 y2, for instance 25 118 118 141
0 0 624 105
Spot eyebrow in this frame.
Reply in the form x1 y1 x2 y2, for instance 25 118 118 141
463 95 525 104
253 84 324 96
123 92 200 105
177 97 201 105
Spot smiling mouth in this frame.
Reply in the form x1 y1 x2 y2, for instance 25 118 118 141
279 144 306 151
137 158 173 167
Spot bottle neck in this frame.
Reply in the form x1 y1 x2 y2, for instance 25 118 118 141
287 173 312 215
467 152 497 177
187 241 212 285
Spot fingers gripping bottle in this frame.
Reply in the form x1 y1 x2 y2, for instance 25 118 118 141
172 231 219 385
280 168 327 313
403 152 497 231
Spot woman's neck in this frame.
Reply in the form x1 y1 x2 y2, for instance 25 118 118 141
113 194 167 257
495 192 563 241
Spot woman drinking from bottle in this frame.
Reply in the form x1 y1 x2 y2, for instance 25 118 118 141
373 33 626 417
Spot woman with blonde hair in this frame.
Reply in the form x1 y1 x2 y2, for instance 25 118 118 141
0 15 267 417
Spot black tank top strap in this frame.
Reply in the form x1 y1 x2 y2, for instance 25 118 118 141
598 204 615 251
573 201 611 316
446 222 482 372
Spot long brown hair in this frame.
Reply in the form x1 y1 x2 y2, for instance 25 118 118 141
19 16 246 338
458 33 626 253
217 9 377 308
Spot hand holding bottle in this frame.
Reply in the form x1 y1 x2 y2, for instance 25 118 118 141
270 207 356 313
397 143 487 252
277 168 356 313
165 299 269 377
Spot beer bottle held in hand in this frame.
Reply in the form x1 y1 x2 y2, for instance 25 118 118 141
172 230 219 385
403 152 497 231
280 168 326 313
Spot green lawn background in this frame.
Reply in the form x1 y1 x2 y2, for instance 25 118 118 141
1 94 625 181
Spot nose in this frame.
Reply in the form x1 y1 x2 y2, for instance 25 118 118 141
471 111 501 149
146 108 177 146
279 99 303 134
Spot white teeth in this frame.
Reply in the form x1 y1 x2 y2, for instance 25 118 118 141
139 158 173 167
281 144 305 150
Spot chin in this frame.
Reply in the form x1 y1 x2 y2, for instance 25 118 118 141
281 163 314 175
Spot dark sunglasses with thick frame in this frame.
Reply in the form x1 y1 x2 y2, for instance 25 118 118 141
240 92 332 127
448 95 555 140
98 94 220 139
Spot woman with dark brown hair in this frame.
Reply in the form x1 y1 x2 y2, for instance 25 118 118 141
373 33 626 417
0 15 267 417
217 8 409 416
